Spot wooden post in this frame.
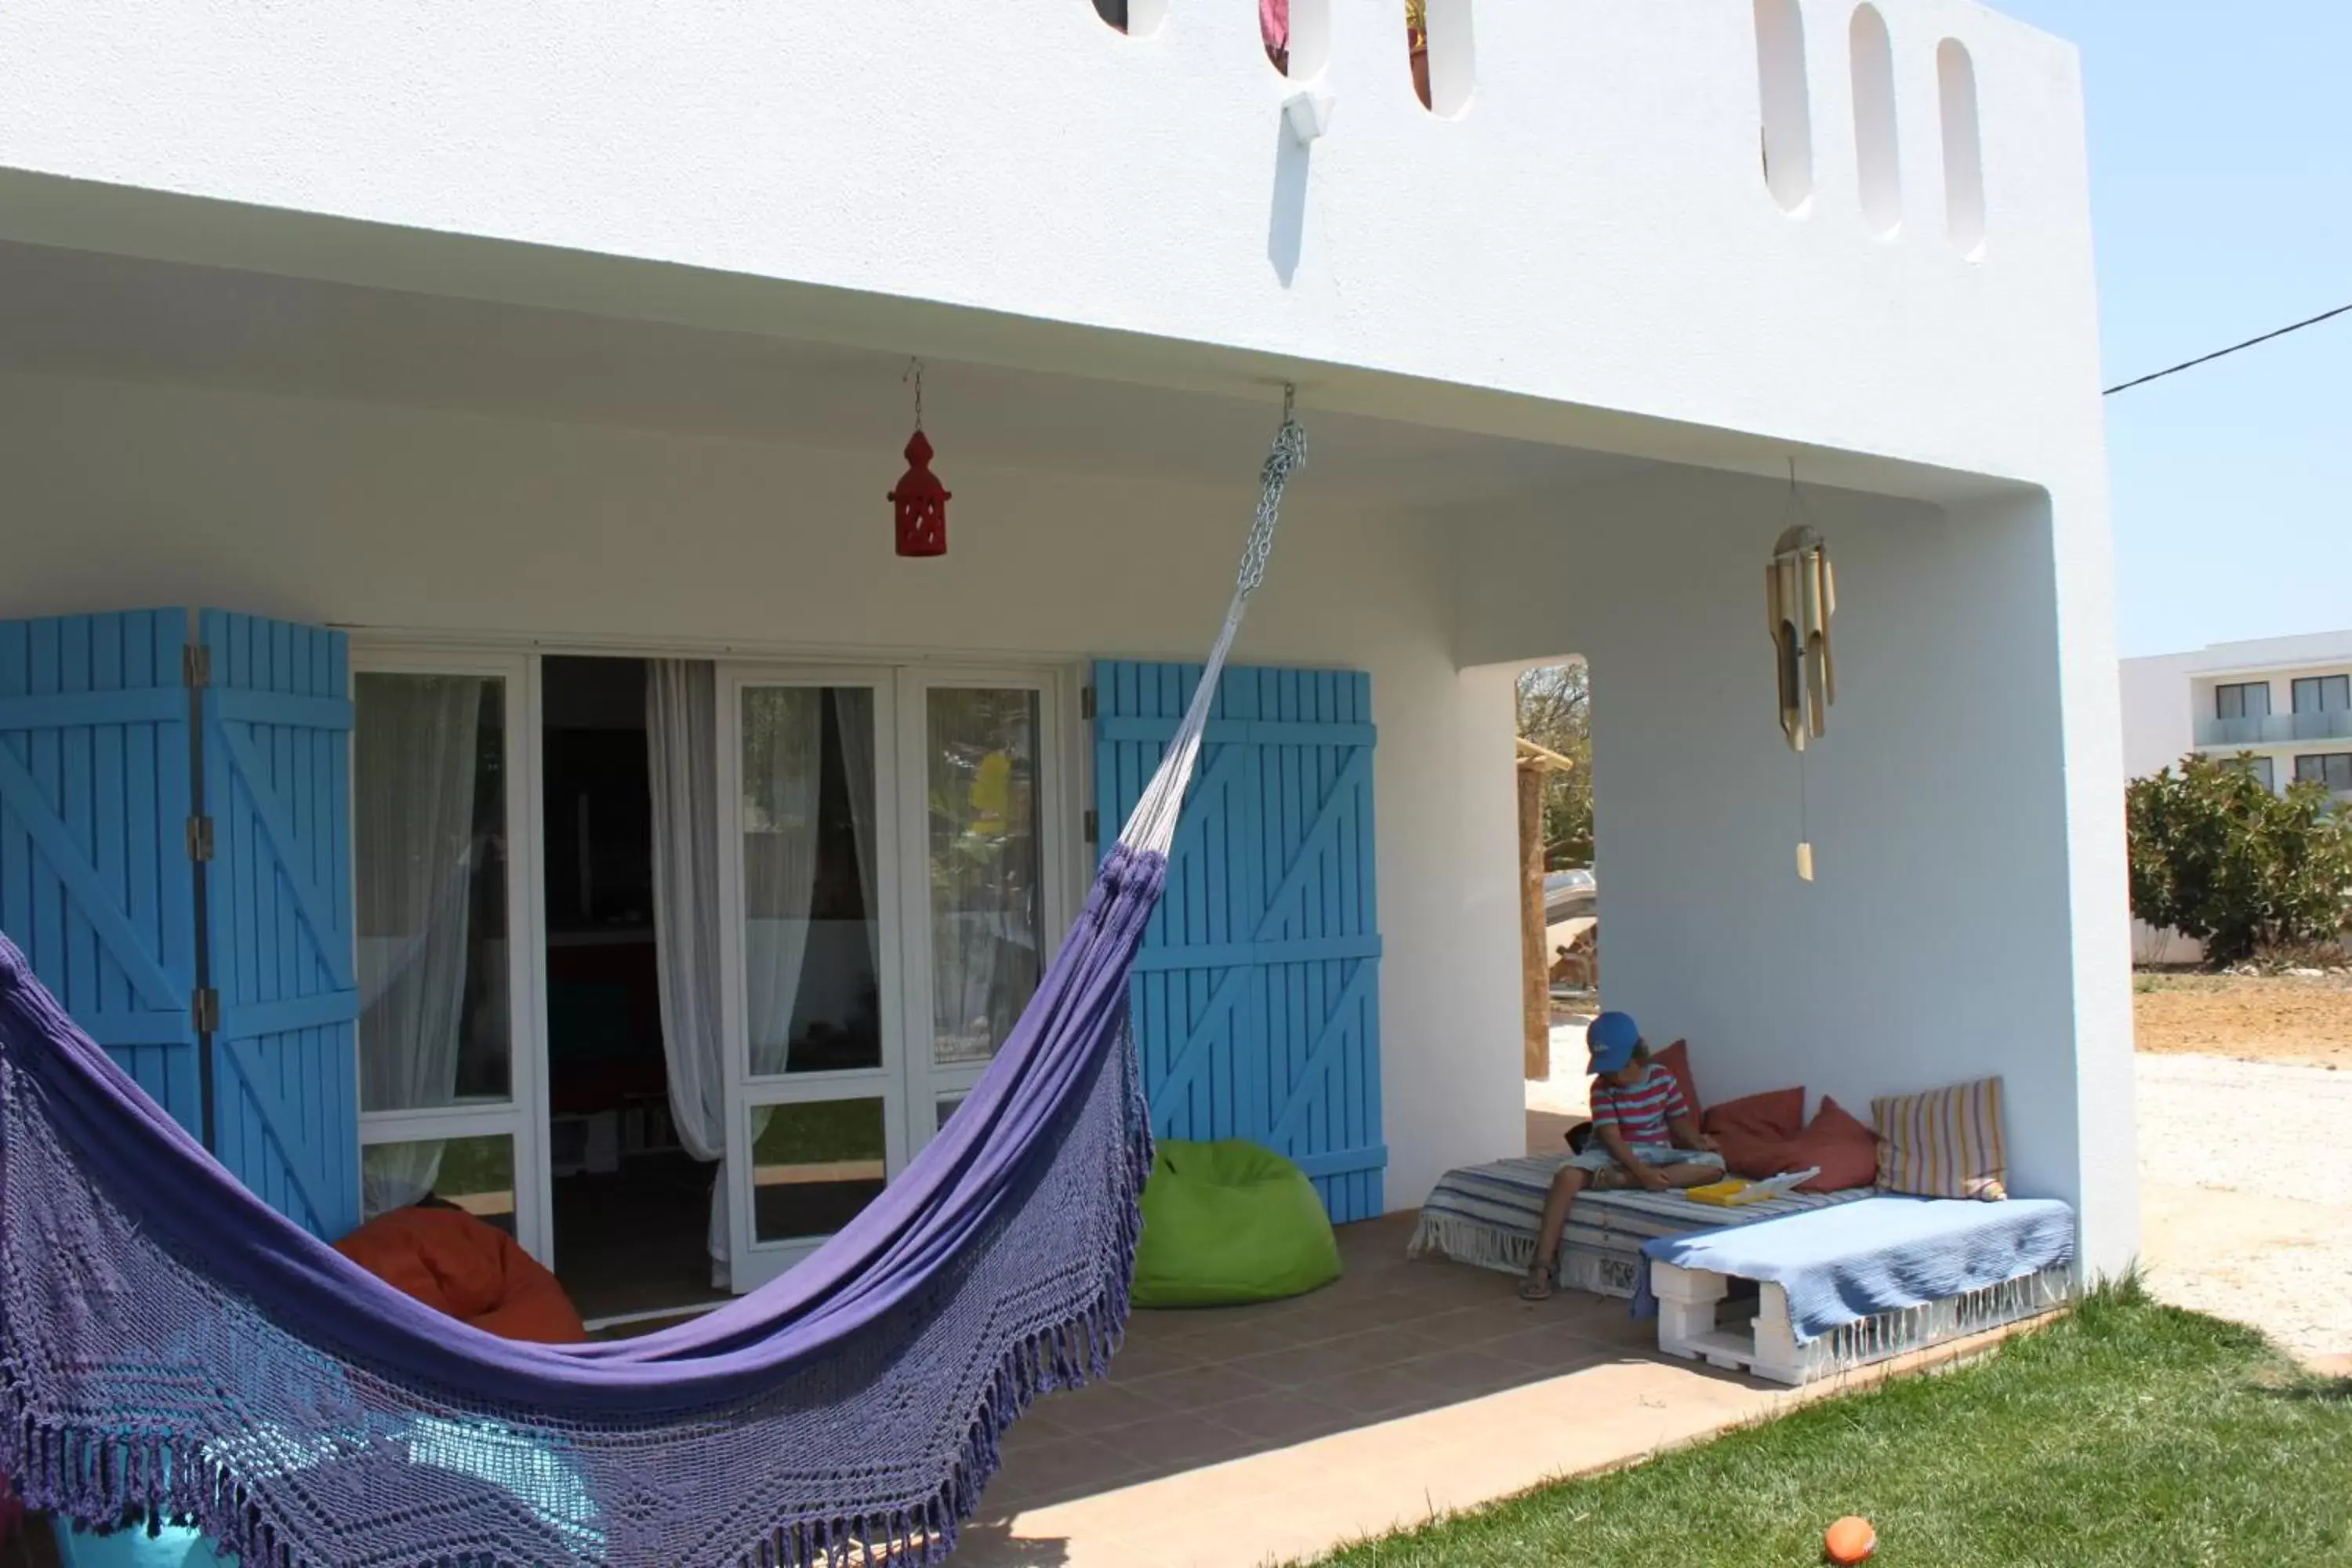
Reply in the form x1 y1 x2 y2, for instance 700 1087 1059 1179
1518 762 1550 1081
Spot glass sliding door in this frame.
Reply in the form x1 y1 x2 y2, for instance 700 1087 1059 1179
900 673 1069 1155
352 652 546 1258
719 670 905 1290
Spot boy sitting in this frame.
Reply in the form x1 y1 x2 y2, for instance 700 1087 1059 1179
1521 1011 1724 1301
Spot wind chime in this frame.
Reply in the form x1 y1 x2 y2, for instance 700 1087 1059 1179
1766 466 1835 880
888 359 950 557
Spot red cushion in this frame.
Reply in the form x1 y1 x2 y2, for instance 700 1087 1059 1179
1703 1086 1806 1142
1787 1096 1881 1192
1650 1039 1700 1116
1702 1084 1807 1179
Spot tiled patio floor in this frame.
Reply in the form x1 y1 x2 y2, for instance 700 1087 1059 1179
954 1211 2016 1568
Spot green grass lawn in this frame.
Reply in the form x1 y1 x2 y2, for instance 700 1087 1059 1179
1316 1284 2350 1568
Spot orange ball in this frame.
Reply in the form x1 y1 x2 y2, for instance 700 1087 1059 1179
1824 1515 1878 1564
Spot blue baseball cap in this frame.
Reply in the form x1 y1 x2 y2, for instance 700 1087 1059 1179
1586 1011 1642 1075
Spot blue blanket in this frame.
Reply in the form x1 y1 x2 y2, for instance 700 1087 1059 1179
1639 1195 2076 1344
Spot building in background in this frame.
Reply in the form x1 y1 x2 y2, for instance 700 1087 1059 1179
2122 631 2352 797
2121 631 2352 964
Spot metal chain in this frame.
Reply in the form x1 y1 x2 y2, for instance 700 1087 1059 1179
1237 386 1307 595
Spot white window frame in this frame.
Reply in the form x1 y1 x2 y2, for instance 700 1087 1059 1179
716 663 913 1290
895 666 1079 1158
343 630 1090 1298
349 647 551 1264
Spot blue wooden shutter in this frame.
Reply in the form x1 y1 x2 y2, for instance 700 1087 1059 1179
198 612 361 1240
0 612 205 1128
1093 662 1385 1222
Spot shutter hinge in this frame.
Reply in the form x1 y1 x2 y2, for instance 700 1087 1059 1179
186 814 215 862
1083 808 1099 844
182 642 212 689
191 988 220 1034
1080 685 1097 721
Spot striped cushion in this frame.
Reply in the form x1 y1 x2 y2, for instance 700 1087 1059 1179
1872 1076 2008 1200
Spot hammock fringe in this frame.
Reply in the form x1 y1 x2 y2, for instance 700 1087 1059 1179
2 1029 1160 1568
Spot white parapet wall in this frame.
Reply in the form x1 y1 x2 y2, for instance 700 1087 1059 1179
0 0 2100 492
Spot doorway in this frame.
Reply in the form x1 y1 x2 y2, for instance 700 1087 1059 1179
539 655 718 1324
351 641 1076 1319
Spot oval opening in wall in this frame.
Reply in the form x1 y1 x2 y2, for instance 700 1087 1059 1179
1938 38 1987 255
1849 5 1901 234
1094 0 1167 38
1753 0 1815 211
1269 0 1330 79
1410 0 1476 116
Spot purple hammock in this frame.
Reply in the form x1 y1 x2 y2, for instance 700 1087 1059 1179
0 419 1308 1567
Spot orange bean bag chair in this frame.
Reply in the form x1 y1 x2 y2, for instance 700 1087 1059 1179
336 1203 587 1344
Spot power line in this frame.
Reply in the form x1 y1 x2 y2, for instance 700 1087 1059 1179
2103 301 2352 396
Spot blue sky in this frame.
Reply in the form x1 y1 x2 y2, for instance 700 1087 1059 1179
1992 0 2351 656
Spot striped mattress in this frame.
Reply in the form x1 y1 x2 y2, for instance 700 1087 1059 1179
1408 1153 1876 1300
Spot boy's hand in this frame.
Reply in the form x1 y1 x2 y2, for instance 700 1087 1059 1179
1635 1166 1672 1192
1689 1132 1721 1154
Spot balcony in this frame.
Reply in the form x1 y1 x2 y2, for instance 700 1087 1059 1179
2197 711 2352 749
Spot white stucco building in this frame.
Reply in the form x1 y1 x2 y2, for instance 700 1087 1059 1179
2122 630 2352 795
0 0 2136 1306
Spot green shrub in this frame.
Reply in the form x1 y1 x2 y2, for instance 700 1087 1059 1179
2126 753 2352 965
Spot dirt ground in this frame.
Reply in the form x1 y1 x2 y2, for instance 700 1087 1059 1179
2132 972 2352 1070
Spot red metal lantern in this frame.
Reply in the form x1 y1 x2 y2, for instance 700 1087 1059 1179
887 428 949 558
888 360 949 557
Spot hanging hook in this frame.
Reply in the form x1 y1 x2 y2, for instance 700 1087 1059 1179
904 358 926 430
1282 383 1297 423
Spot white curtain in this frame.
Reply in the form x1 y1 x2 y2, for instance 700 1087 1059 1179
742 688 826 1077
356 676 485 1218
832 690 880 967
646 661 734 1282
739 687 828 1285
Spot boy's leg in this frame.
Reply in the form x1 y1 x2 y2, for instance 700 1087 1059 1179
1653 1161 1724 1189
1523 1166 1592 1299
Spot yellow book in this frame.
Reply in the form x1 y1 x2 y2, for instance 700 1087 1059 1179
1684 1168 1821 1207
1684 1179 1754 1207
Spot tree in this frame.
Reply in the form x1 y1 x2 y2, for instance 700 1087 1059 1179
2125 753 2352 966
1515 662 1593 868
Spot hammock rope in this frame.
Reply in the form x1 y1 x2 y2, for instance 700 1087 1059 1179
0 401 1310 1567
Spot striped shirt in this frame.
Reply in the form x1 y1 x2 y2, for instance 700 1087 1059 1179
1589 1063 1690 1147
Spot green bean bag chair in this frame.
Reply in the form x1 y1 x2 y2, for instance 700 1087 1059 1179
1131 1139 1342 1308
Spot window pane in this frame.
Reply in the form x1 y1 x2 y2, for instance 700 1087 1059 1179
2292 754 2351 788
741 687 882 1075
361 1132 516 1230
748 1098 887 1243
356 674 510 1111
927 689 1046 1068
2292 677 2347 715
2254 756 2275 792
936 1092 967 1132
2217 683 2271 721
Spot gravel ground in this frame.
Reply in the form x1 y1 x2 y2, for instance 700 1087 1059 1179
2134 1052 2352 1363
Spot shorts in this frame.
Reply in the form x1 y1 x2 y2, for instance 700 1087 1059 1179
1562 1143 1725 1184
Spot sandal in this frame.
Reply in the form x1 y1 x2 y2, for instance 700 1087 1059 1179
1518 1265 1555 1302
